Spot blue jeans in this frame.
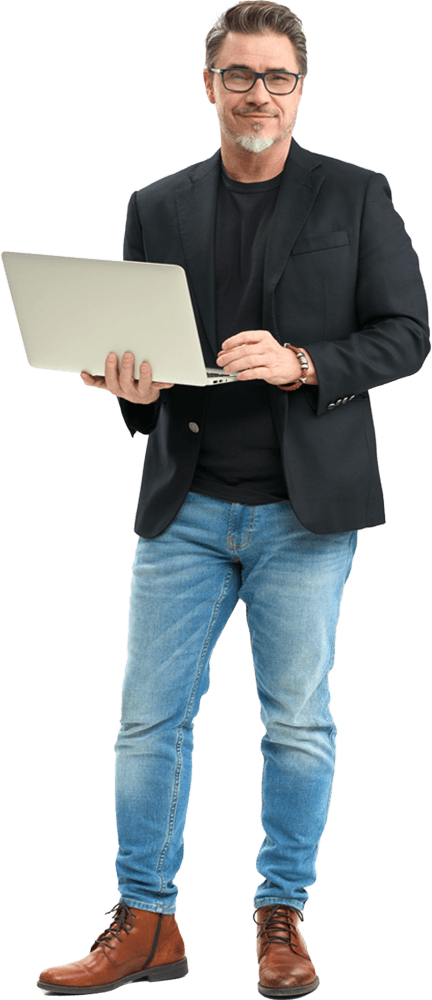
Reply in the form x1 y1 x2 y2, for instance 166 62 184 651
114 492 357 915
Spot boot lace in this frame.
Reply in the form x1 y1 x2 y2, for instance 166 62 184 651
253 905 303 956
90 902 135 952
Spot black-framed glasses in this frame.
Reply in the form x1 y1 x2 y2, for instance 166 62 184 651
210 67 302 95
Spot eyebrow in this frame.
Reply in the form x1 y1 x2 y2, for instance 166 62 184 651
225 62 291 73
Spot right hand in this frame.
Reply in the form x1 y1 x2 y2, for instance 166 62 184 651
80 352 174 404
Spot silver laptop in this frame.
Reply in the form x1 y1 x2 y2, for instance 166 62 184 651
1 252 240 386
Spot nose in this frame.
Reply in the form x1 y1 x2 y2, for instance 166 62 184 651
245 76 270 103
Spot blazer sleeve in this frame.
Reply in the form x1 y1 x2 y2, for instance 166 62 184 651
302 171 430 417
117 191 163 437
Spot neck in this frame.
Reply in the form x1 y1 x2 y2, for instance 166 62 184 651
220 133 292 183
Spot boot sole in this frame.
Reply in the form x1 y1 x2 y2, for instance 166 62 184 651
37 956 188 994
258 975 320 997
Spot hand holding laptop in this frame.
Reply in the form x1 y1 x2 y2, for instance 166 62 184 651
2 252 238 386
80 351 174 404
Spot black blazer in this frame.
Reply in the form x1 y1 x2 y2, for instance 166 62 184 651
118 138 430 537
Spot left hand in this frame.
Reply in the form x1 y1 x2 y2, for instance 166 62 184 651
216 329 303 386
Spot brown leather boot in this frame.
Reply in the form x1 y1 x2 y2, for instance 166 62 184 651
37 901 188 994
255 904 319 997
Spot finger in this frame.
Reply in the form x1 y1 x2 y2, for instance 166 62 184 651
119 351 137 386
81 371 107 388
137 361 174 392
105 352 123 393
137 360 154 396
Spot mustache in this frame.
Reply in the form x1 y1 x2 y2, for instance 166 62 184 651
234 108 278 116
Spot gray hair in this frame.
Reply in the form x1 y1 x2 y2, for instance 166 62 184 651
205 2 307 78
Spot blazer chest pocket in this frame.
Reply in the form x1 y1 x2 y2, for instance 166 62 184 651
291 230 349 255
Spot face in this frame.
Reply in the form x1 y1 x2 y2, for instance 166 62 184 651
204 31 304 155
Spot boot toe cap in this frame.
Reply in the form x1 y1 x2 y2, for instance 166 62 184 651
38 960 89 987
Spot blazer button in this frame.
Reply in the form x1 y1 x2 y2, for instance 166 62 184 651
188 421 199 433
349 395 356 400
327 403 336 410
335 399 342 405
342 397 348 404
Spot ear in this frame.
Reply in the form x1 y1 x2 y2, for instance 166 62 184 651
203 68 216 105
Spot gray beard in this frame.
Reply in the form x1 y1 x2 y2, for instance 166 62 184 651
237 133 276 153
218 112 298 153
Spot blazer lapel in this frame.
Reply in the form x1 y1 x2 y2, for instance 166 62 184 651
174 150 221 366
263 138 324 341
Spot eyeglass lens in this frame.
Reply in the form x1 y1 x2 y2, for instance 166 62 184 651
223 70 297 94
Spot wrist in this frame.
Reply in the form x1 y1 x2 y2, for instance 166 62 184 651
279 344 318 391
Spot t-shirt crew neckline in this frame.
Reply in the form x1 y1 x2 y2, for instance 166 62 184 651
220 159 283 192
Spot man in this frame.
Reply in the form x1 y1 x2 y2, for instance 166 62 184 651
38 2 430 997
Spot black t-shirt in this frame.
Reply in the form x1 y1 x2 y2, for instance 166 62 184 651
189 161 289 505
